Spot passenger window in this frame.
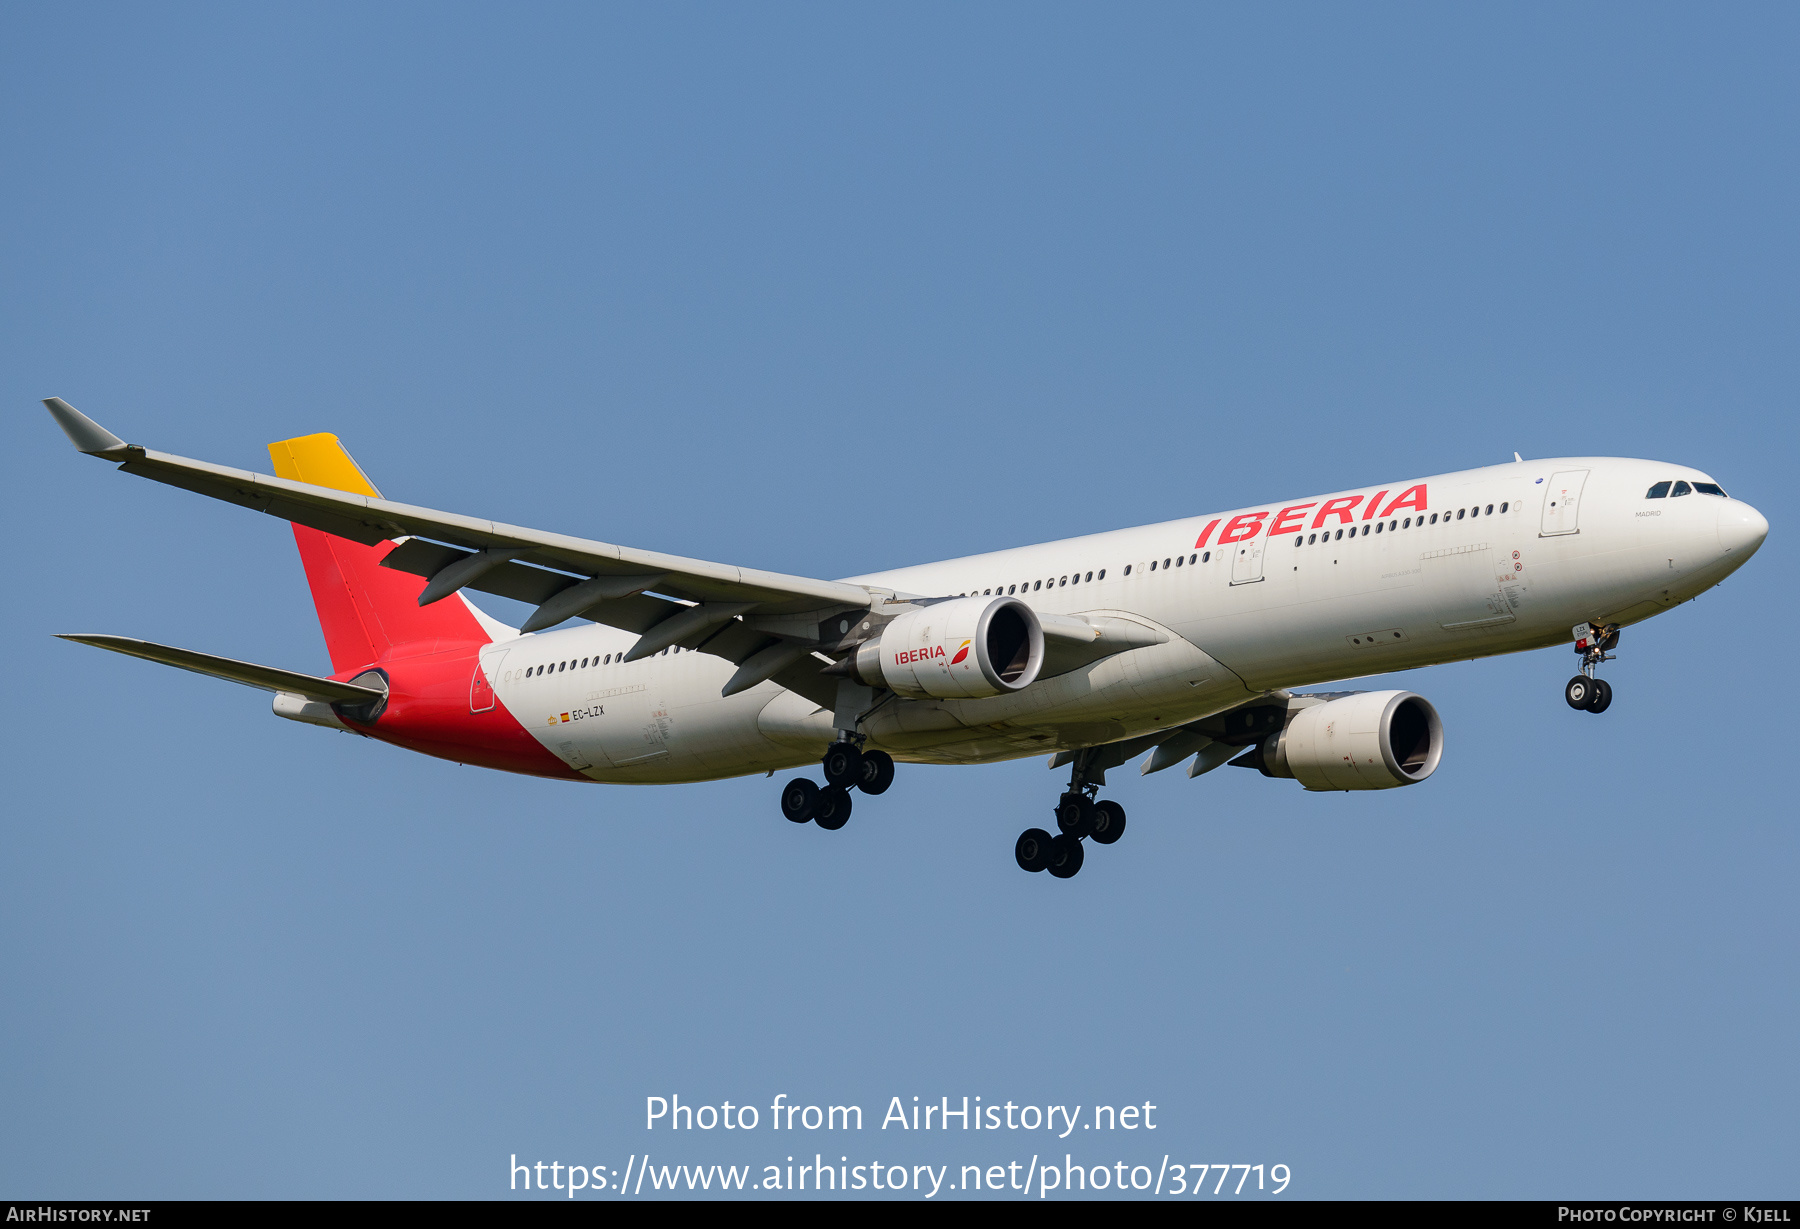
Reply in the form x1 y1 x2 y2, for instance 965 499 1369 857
1174 555 1183 567
1059 576 1067 586
1499 502 1508 513
1361 525 1370 536
1401 518 1410 529
1033 580 1041 590
1671 481 1692 497
1693 482 1726 496
1456 509 1465 520
1484 504 1493 515
1164 558 1171 569
1308 533 1316 544
1097 569 1106 579
1200 552 1209 563
1429 513 1438 524
1124 565 1132 576
1149 560 1157 571
1374 522 1383 534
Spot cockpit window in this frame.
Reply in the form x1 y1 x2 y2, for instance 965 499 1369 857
1671 480 1692 497
1693 482 1727 497
1645 481 1671 499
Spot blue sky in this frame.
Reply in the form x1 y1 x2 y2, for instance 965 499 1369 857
2 3 1794 1199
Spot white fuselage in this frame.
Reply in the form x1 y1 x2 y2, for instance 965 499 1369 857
487 457 1765 783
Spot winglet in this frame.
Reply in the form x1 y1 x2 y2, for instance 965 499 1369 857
43 398 130 457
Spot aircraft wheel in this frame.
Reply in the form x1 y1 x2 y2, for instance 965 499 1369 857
855 749 895 795
1564 676 1595 710
1586 677 1614 714
1054 792 1095 838
1015 828 1053 873
780 778 819 824
1047 833 1085 879
813 784 853 830
1089 799 1127 845
822 742 863 788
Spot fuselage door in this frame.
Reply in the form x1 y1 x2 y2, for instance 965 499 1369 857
1230 533 1268 585
1540 469 1590 537
470 647 506 713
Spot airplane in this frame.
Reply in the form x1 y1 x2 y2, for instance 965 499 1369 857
40 398 1768 879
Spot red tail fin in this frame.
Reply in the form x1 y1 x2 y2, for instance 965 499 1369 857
270 434 489 675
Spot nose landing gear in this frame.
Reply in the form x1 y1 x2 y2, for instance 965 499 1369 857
1565 622 1619 714
779 736 896 830
1017 751 1127 879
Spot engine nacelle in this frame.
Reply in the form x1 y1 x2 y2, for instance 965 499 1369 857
1261 690 1443 790
849 596 1044 700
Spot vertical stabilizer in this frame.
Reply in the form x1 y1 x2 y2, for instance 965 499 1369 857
269 433 489 674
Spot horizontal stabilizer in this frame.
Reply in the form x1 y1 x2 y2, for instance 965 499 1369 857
56 634 385 705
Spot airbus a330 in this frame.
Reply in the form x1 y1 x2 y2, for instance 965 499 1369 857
42 398 1767 878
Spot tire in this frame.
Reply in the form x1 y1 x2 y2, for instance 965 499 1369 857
1047 833 1085 879
1586 677 1613 714
1015 828 1053 873
855 749 895 795
780 777 819 823
1564 676 1594 710
1054 792 1095 838
1089 799 1127 845
813 785 853 830
822 742 863 788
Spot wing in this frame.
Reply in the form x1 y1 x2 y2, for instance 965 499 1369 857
57 634 385 705
43 399 876 701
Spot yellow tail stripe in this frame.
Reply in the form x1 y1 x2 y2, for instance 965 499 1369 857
267 432 383 498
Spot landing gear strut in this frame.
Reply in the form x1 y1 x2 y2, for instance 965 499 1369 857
1565 622 1619 714
778 734 896 830
1017 750 1127 879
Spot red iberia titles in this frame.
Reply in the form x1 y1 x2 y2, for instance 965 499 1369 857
896 646 947 666
1190 486 1430 551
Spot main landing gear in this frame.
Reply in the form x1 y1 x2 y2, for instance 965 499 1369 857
780 738 894 831
1565 622 1620 714
1016 753 1128 880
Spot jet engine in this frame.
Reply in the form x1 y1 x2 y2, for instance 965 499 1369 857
847 596 1044 700
1257 690 1442 790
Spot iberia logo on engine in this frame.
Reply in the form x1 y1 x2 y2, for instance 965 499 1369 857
950 639 972 666
895 646 946 665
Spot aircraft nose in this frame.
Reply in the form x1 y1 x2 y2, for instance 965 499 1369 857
1717 500 1769 558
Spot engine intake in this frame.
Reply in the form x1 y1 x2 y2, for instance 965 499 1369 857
849 596 1044 700
1260 690 1442 790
